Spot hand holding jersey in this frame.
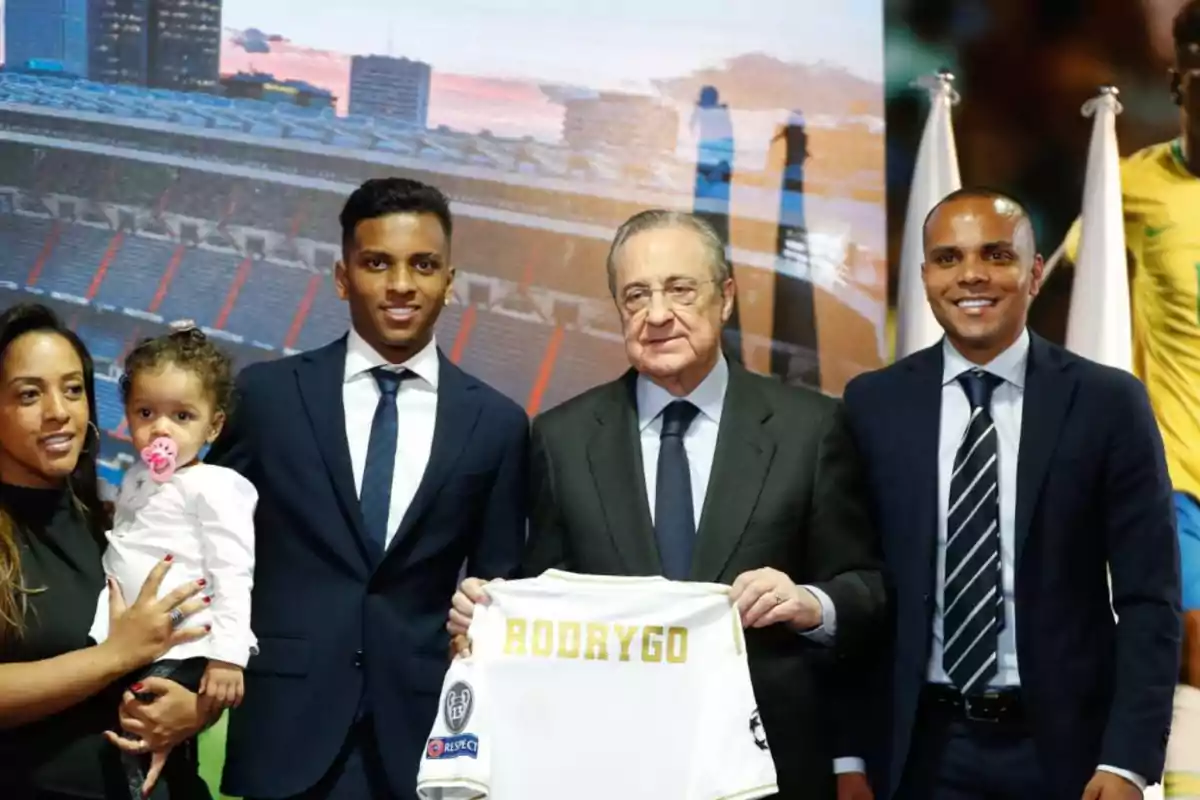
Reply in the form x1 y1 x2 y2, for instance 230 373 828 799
423 571 778 800
728 566 824 631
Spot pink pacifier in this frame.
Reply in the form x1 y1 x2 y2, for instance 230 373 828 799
141 436 178 483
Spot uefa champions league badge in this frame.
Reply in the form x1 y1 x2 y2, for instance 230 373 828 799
141 436 179 483
443 681 474 733
426 681 480 760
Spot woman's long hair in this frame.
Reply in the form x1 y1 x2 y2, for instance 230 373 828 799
0 303 105 640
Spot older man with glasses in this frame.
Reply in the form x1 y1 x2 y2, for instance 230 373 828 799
448 209 886 800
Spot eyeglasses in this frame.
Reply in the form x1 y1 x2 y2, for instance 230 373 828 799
620 279 717 314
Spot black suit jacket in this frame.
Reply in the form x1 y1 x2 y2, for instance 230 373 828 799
208 337 529 799
522 359 886 799
840 334 1181 798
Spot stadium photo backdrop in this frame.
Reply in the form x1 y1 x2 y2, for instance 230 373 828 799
0 1 886 796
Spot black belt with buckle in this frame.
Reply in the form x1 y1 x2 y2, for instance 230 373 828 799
922 683 1025 725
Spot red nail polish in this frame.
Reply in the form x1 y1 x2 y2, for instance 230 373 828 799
204 596 212 604
131 683 144 692
164 554 173 562
205 624 212 632
197 578 206 587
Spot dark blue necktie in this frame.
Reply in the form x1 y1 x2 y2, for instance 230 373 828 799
943 369 1004 694
360 367 405 555
654 400 700 580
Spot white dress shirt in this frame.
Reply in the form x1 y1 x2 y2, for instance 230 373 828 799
90 462 259 666
837 331 1144 789
635 356 837 642
343 328 439 548
928 329 1028 687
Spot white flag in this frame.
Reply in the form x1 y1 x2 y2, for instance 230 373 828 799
895 72 962 359
1065 87 1131 371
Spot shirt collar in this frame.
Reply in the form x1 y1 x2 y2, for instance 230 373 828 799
941 328 1029 390
636 355 728 431
344 327 440 390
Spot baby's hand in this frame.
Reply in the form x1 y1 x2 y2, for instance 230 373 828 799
199 660 244 710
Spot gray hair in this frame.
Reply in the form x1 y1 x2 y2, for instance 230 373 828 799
606 209 732 298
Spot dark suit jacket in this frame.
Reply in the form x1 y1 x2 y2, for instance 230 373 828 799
522 359 886 799
840 334 1181 798
208 337 529 799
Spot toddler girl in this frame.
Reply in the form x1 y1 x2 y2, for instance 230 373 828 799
89 321 258 798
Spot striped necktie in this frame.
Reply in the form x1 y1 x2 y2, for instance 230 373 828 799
943 369 1004 694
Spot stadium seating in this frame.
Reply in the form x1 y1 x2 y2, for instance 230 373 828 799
457 310 553 404
74 321 125 363
155 248 244 328
95 375 126 434
93 236 175 310
434 302 464 347
222 259 314 347
34 225 117 298
293 279 348 351
0 215 56 284
538 327 627 411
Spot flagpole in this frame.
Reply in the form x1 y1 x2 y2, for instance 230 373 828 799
1040 241 1067 283
894 69 962 359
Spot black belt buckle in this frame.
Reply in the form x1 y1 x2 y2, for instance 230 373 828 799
961 691 1009 723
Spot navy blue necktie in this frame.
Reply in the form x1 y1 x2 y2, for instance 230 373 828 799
655 400 700 580
943 369 1004 693
360 367 405 555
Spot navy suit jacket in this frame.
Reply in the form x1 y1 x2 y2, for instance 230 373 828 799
208 336 529 799
839 334 1180 798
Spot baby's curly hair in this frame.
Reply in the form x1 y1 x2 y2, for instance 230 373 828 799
119 322 235 414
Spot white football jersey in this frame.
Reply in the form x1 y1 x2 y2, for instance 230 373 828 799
416 570 778 800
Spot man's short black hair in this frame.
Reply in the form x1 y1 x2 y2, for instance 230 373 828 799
922 187 1033 250
1174 0 1200 56
339 178 453 251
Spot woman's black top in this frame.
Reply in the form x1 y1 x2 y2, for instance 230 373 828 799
0 482 122 798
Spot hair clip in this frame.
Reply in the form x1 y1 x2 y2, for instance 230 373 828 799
167 320 205 341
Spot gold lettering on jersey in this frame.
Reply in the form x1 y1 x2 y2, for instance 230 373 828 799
584 622 608 660
504 618 527 655
531 619 553 657
666 627 687 663
614 624 638 661
641 625 663 661
502 618 689 663
556 621 581 658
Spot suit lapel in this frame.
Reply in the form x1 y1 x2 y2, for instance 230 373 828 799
385 352 481 558
1014 334 1076 564
901 344 945 600
294 337 374 567
690 364 775 581
586 372 661 575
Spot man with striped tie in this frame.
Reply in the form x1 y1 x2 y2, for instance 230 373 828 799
834 188 1181 800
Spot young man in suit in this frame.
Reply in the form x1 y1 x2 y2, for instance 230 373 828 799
835 189 1180 800
449 209 886 799
206 178 529 799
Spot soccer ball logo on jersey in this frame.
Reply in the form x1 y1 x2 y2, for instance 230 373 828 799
749 708 769 752
444 681 474 733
